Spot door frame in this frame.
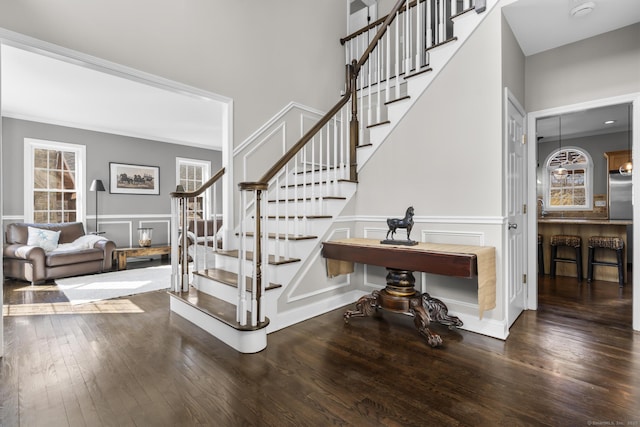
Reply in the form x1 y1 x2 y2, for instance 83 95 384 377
526 92 640 332
0 27 235 245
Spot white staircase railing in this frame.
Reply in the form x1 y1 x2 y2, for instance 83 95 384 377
341 0 479 137
170 167 225 292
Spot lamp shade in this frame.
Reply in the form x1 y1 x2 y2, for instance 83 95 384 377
90 179 106 192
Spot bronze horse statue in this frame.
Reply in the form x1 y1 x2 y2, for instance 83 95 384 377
386 206 414 241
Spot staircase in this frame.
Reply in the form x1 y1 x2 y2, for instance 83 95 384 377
169 0 493 353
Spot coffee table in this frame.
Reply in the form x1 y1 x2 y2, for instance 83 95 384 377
113 245 171 270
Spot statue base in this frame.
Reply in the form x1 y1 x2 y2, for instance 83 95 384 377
380 239 418 246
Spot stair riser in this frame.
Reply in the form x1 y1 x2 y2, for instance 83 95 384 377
233 236 320 262
192 275 279 317
265 199 344 216
206 256 300 285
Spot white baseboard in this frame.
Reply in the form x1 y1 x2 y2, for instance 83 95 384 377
267 290 369 333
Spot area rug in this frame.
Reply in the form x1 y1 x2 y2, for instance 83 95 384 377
56 264 171 305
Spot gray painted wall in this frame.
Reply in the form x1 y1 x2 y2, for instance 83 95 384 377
525 23 640 113
2 117 221 246
501 13 525 107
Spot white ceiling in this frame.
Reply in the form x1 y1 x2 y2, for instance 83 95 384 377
503 0 640 56
1 44 226 150
1 0 638 149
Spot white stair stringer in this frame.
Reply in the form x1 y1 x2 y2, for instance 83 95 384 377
172 4 494 352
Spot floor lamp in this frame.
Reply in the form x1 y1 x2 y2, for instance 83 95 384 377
90 179 106 234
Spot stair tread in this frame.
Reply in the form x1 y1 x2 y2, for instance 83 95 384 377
403 67 432 80
384 95 411 105
244 232 317 240
266 215 332 219
281 178 356 188
169 286 269 331
426 36 458 52
367 120 391 129
217 249 301 265
295 165 346 175
268 196 346 203
194 268 282 291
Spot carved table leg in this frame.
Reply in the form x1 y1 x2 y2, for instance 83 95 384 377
342 270 463 348
421 292 463 328
410 296 443 347
344 290 380 323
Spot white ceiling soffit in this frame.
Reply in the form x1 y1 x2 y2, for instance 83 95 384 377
503 0 640 56
1 44 225 150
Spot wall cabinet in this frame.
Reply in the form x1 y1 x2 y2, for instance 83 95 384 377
605 149 632 171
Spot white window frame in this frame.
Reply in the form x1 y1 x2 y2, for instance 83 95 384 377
542 145 593 211
176 157 211 219
24 138 86 224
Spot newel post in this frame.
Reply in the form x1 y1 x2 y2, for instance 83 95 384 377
180 195 189 291
238 181 269 326
349 60 359 182
253 187 264 323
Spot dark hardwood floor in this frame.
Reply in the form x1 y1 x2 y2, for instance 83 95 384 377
2 262 639 426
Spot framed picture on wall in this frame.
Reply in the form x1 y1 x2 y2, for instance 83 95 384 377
109 162 160 195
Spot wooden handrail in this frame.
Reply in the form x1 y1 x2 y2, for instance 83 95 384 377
170 166 225 198
340 0 420 45
238 0 406 190
353 0 406 74
254 78 353 186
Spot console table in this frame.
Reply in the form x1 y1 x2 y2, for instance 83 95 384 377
321 238 496 347
113 245 171 270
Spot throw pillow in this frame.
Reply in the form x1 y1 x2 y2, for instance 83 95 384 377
27 226 61 252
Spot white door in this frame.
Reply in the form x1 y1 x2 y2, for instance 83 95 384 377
348 0 377 34
506 89 527 327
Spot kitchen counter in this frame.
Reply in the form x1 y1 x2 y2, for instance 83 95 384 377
538 219 631 283
538 218 632 226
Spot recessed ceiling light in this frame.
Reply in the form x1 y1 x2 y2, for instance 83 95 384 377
604 120 616 125
570 1 596 17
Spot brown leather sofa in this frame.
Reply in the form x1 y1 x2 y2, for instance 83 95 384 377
3 222 116 285
185 219 223 247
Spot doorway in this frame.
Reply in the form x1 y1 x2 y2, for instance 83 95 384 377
527 94 640 331
348 0 377 34
0 32 234 356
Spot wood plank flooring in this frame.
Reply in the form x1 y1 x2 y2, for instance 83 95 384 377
2 264 639 426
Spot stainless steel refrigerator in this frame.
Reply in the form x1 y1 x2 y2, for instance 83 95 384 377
609 171 633 260
609 171 633 220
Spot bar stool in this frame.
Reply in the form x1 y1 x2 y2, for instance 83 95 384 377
550 235 582 281
538 234 545 275
587 236 625 287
